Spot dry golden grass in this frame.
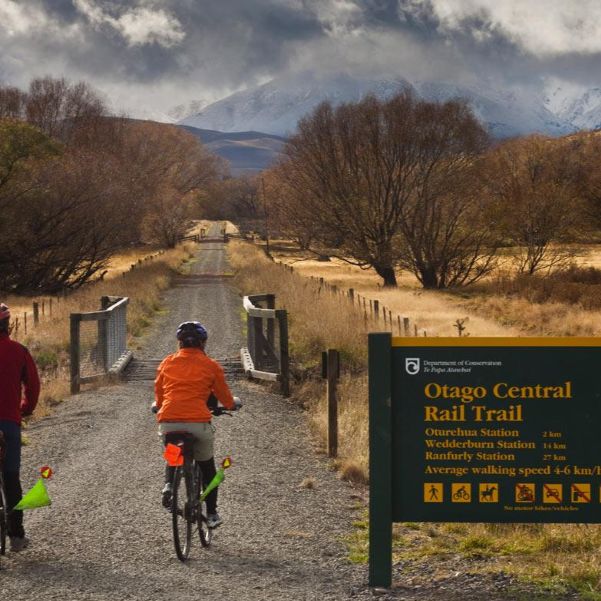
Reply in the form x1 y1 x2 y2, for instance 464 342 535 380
234 238 601 597
230 237 601 601
293 376 368 485
229 240 369 369
463 295 601 337
271 244 517 337
230 240 371 482
5 243 195 417
381 520 601 598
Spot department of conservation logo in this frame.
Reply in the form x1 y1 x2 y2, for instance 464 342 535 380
405 358 420 375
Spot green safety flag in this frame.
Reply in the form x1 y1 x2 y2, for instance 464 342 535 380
14 478 51 511
199 456 232 502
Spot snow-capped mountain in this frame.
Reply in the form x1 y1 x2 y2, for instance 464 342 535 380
545 86 601 131
179 72 411 136
179 72 583 139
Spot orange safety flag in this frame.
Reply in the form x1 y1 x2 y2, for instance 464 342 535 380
163 443 184 466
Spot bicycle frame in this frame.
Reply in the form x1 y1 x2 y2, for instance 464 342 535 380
165 432 211 561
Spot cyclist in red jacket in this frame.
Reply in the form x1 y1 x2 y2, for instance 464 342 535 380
0 303 40 552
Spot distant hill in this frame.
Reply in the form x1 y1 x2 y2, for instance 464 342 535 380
178 125 286 174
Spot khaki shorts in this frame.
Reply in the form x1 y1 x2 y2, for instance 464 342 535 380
158 422 215 462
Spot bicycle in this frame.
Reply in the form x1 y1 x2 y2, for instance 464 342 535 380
0 431 9 561
153 402 238 561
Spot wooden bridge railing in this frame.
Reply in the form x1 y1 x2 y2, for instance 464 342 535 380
240 294 289 396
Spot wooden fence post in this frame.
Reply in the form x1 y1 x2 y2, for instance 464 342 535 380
33 302 39 326
266 294 275 350
99 296 110 371
349 288 355 303
70 314 81 394
326 349 340 458
403 317 410 336
277 309 290 397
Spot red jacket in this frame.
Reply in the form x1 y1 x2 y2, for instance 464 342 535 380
0 333 40 424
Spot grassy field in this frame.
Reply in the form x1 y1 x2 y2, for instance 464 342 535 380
229 238 601 600
5 242 196 418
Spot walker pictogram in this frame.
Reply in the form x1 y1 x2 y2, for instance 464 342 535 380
424 483 443 503
543 484 562 503
451 483 471 502
515 483 535 503
571 483 591 503
479 483 498 503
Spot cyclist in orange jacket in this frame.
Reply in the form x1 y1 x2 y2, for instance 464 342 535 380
153 321 239 528
0 303 40 552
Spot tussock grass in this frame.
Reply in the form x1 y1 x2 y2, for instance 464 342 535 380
229 240 370 481
232 238 601 598
5 243 195 417
229 240 368 369
268 241 517 337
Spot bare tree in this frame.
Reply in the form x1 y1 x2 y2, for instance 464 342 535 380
135 123 224 247
0 87 26 119
484 136 581 275
274 92 490 287
199 175 260 226
25 77 106 143
0 77 223 292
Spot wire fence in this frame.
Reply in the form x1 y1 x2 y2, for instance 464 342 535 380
70 296 132 393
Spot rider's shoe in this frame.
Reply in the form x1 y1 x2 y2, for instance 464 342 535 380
207 513 223 529
10 536 29 552
161 483 173 509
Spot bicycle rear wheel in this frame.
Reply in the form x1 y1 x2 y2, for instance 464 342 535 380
195 464 212 548
171 466 192 561
0 477 7 556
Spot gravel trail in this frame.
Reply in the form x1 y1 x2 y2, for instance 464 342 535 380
1 233 371 601
1 230 577 601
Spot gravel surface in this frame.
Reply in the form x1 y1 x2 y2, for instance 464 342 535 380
1 235 369 600
1 232 582 600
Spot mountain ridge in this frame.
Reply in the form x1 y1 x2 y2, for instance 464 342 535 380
179 72 600 139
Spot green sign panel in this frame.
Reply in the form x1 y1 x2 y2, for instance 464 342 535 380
368 334 601 588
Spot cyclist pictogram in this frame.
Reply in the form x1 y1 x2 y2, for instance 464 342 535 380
479 483 498 503
424 483 443 503
543 484 562 504
571 483 591 503
515 483 535 503
451 483 471 503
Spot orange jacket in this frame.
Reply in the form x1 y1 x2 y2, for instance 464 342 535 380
154 348 235 422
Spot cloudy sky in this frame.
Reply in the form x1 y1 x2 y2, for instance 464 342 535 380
2 0 601 119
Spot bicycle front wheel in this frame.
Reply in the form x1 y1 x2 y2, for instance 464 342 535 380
171 466 192 561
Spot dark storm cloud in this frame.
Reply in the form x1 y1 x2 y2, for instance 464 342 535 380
2 0 601 116
32 1 323 82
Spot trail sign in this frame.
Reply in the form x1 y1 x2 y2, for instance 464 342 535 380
368 334 601 587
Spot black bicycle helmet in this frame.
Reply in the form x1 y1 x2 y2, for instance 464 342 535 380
176 321 208 342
